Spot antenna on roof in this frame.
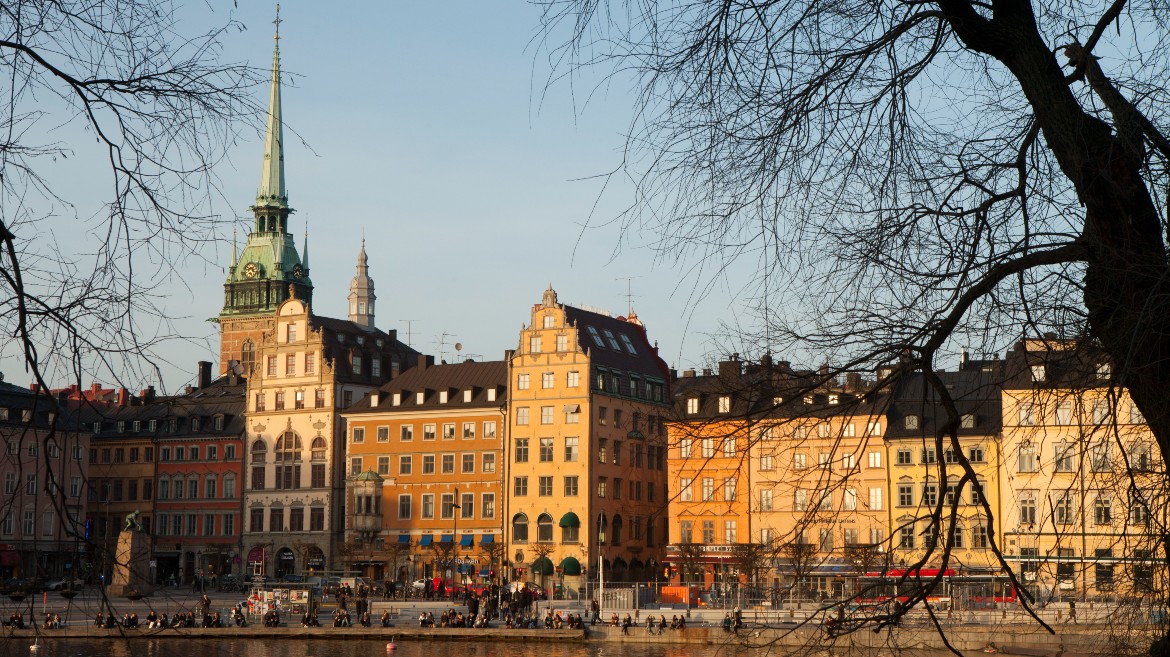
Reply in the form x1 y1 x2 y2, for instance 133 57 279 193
399 319 418 347
616 276 642 316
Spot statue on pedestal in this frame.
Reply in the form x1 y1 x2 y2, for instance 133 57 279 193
123 509 143 533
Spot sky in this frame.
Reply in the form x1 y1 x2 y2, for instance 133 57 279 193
4 1 756 391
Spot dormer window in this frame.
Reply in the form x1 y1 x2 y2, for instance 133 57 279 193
117 421 125 433
487 388 497 402
1097 363 1111 380
686 398 699 414
904 415 920 430
620 333 637 354
132 420 141 432
543 315 555 328
416 391 425 405
586 326 605 348
439 390 448 404
376 339 384 347
1030 364 1046 383
392 393 401 406
717 396 731 413
463 389 472 402
828 394 839 405
148 419 158 432
352 354 363 375
356 336 364 345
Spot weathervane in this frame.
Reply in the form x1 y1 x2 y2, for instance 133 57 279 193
274 4 282 41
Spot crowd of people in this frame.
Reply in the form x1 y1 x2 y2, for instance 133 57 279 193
607 612 687 635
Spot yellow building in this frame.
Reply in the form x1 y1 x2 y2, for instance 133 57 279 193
341 358 507 585
666 358 890 601
1000 339 1162 601
883 363 1005 582
505 286 671 594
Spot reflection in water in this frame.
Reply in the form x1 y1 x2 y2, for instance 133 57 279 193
3 639 771 657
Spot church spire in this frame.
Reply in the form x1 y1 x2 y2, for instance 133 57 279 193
255 5 289 216
348 238 376 329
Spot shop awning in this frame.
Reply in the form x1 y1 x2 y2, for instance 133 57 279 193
419 535 434 547
531 556 554 576
439 535 453 544
459 535 474 547
398 535 411 544
558 512 580 528
479 534 495 545
560 556 582 576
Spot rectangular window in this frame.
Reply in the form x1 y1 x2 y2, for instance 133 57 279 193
1017 444 1038 472
462 453 475 473
514 476 528 496
482 493 495 519
597 477 607 498
612 478 622 499
759 489 773 512
422 455 435 474
1017 401 1035 426
540 406 554 424
482 453 496 473
310 507 324 531
267 357 276 376
443 423 456 439
868 451 882 468
305 353 316 374
701 477 714 501
760 454 774 471
539 437 554 462
463 422 476 439
399 455 412 475
274 392 285 410
423 424 437 440
311 464 326 488
1054 443 1074 472
567 370 579 387
421 494 435 519
483 421 497 438
897 484 914 507
398 425 412 441
542 372 555 389
869 487 883 511
680 478 692 502
1019 494 1037 525
285 353 296 375
896 449 912 465
515 438 529 463
723 477 737 501
315 388 325 408
538 476 553 496
461 492 474 519
899 526 915 550
441 454 455 474
398 495 412 520
564 476 579 496
350 457 362 475
352 427 365 444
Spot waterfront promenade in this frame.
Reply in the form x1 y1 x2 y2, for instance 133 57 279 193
0 588 1153 656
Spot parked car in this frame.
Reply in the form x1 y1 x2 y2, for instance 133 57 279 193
46 577 83 591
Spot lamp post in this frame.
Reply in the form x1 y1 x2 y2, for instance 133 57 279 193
450 487 461 599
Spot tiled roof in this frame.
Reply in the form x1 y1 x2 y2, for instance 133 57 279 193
563 305 670 382
347 359 507 413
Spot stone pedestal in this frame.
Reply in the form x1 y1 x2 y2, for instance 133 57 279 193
106 531 154 597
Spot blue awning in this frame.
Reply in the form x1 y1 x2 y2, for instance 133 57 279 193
460 534 474 547
478 569 490 577
480 534 495 545
419 535 434 546
397 535 411 544
439 534 453 543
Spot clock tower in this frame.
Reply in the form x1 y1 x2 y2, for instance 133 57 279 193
217 19 313 374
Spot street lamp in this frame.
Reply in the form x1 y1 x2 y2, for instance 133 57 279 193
450 487 461 599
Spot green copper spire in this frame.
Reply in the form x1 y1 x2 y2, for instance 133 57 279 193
256 8 288 212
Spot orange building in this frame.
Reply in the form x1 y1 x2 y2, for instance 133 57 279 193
342 359 507 584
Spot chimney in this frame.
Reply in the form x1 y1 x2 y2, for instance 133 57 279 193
418 354 434 370
845 372 862 391
198 361 212 389
702 368 713 376
29 383 39 393
719 359 741 379
669 368 678 380
117 388 129 407
682 369 696 378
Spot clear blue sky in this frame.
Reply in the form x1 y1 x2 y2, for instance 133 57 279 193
9 1 757 391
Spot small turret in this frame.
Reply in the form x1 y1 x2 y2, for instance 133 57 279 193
348 239 376 329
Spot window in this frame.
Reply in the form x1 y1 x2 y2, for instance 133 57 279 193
1094 496 1113 525
1019 494 1037 525
443 423 456 439
921 447 937 464
1055 401 1073 425
399 455 412 475
680 478 692 502
461 492 474 519
421 494 435 519
529 336 542 353
482 453 495 473
350 457 363 476
514 476 528 496
540 406 554 424
686 398 699 414
869 487 882 511
722 438 736 458
397 425 412 442
274 392 285 410
904 415 919 430
267 357 276 377
613 440 622 464
613 478 622 499
311 464 325 488
440 493 455 519
1095 549 1115 590
1054 494 1074 524
794 489 808 511
701 477 714 501
517 373 530 390
556 334 568 351
516 408 529 425
717 396 731 413
422 454 435 474
868 451 882 468
759 489 773 512
542 372 554 389
1092 400 1109 424
564 475 579 496
462 422 476 439
760 454 774 470
723 477 737 501
701 438 715 458
843 488 857 511
352 354 362 375
1054 442 1074 472
701 520 715 544
899 526 915 550
597 477 607 498
970 479 985 505
285 353 296 375
896 448 912 465
725 520 738 544
538 476 553 496
922 483 938 506
441 454 455 474
961 413 976 429
462 453 475 473
567 370 579 387
397 495 411 520
512 513 529 543
310 507 325 531
539 437 554 462
315 388 325 408
897 484 914 507
305 353 316 374
1017 402 1035 426
1017 443 1038 472
1090 443 1110 471
515 438 529 463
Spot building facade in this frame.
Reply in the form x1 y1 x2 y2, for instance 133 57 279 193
342 358 507 584
0 383 88 580
505 287 672 593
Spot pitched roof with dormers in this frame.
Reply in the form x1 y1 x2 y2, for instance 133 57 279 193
346 359 507 414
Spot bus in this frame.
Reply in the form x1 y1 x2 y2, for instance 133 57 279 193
856 569 1017 611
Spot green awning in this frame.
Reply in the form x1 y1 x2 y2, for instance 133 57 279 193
558 512 580 528
531 556 554 576
560 556 582 576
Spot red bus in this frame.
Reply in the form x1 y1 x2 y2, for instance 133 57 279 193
856 569 1017 610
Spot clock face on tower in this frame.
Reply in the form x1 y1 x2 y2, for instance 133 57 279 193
243 262 258 278
292 264 304 279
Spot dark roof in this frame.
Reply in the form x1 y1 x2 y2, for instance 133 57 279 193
312 314 420 383
563 306 670 383
0 381 76 430
347 359 507 413
77 375 246 438
1001 339 1110 390
885 369 1003 438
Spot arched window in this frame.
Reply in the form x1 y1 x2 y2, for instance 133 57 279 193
612 514 623 546
512 513 529 543
597 513 607 545
311 437 327 460
205 474 217 499
275 432 302 462
537 513 554 542
251 440 267 464
241 339 256 373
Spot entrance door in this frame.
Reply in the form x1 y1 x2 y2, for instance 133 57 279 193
275 547 295 578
